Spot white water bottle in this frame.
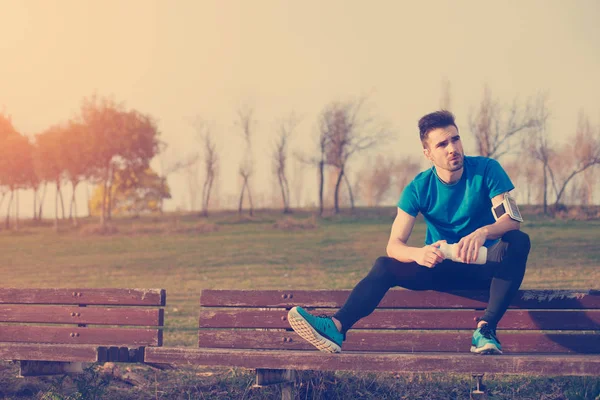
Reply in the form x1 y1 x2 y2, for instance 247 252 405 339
438 242 487 265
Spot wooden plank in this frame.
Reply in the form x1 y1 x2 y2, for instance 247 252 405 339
0 306 164 326
0 326 162 346
200 289 600 309
0 343 99 362
0 288 166 306
199 309 600 331
144 348 600 376
198 330 600 354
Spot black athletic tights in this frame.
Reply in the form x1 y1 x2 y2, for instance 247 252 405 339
333 230 531 332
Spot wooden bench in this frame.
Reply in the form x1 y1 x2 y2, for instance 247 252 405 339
145 288 600 398
0 288 165 376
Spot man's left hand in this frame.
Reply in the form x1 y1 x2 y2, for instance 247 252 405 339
457 228 487 263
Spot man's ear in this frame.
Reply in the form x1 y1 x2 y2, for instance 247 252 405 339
423 147 431 161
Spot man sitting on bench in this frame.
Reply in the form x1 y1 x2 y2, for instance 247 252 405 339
288 110 531 355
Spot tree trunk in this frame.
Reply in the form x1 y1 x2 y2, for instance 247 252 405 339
58 186 66 220
38 182 47 221
542 165 548 215
101 169 109 226
201 177 209 217
55 182 60 232
247 182 254 217
201 173 209 217
333 168 344 214
33 186 38 222
73 196 79 226
5 189 13 229
343 173 355 210
318 161 325 216
277 172 289 213
282 174 292 214
238 180 246 215
202 173 214 218
15 189 19 231
71 181 79 227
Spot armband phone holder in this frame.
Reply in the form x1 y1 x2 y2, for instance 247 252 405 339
491 193 523 222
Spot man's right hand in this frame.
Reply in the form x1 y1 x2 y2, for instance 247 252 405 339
414 240 446 268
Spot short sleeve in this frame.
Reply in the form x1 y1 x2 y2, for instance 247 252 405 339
485 159 515 198
397 180 420 217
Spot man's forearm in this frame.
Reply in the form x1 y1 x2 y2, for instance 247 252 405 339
386 240 421 263
478 216 521 240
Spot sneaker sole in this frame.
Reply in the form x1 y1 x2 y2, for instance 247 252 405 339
287 307 341 354
470 344 502 355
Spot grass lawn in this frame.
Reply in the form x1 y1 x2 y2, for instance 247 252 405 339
0 208 599 399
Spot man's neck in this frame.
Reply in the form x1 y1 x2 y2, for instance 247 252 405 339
435 167 464 185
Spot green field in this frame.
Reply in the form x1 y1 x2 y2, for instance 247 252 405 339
1 209 599 399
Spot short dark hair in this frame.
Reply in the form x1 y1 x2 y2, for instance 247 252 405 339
418 110 458 146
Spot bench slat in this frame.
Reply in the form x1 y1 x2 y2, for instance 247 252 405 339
0 306 164 326
144 348 600 376
0 288 166 306
198 330 600 354
0 343 99 362
199 309 600 331
200 289 600 309
0 326 162 346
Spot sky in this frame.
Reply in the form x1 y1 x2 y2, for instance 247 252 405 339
1 0 599 215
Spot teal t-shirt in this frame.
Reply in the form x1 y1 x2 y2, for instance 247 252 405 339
397 156 514 247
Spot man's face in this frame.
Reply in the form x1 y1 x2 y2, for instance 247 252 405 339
423 125 464 172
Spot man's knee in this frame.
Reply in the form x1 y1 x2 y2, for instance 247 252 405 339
502 230 531 255
368 257 401 281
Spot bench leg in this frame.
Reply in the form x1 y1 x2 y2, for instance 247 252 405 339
19 361 84 377
471 374 487 399
254 368 295 400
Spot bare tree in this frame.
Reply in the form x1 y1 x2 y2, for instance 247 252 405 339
236 107 255 216
188 118 220 216
200 125 218 217
547 111 600 208
321 98 388 213
295 116 331 216
316 125 328 216
273 114 300 214
469 85 537 159
528 93 553 214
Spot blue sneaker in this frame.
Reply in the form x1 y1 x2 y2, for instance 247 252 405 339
287 306 344 353
470 323 502 354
